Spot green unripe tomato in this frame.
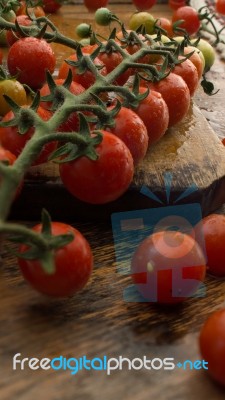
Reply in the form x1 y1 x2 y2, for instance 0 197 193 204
129 12 155 34
76 23 92 38
191 38 215 72
95 7 112 26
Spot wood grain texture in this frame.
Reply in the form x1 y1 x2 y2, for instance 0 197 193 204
1 4 225 400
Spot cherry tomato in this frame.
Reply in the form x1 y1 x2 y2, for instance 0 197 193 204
0 78 27 117
0 106 56 165
42 0 62 13
16 1 45 17
116 30 152 65
131 230 206 304
129 12 156 34
216 0 225 14
0 146 22 199
191 38 215 72
40 78 85 132
18 222 93 297
84 0 109 12
106 106 149 165
201 214 225 277
132 0 157 11
6 15 32 46
222 137 225 145
172 6 201 36
148 72 191 127
172 57 199 96
0 48 3 64
134 87 169 145
199 309 225 386
60 131 134 204
98 45 131 86
183 46 204 80
155 17 174 37
58 52 107 89
7 37 56 90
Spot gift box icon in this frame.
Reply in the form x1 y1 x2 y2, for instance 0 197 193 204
111 173 206 302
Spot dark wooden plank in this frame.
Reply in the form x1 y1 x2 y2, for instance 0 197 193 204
1 221 225 400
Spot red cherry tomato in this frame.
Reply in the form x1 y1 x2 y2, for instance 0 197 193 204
148 72 191 127
201 214 225 277
16 1 45 17
6 15 32 46
0 146 22 199
199 309 225 386
132 0 157 11
183 46 204 80
172 6 201 36
7 37 56 90
172 57 199 96
106 106 149 165
0 48 3 64
84 0 109 12
58 52 107 89
216 0 225 14
40 78 85 132
98 45 131 86
0 107 56 165
134 87 169 145
155 17 174 37
18 222 93 297
131 230 206 304
59 131 134 204
42 0 62 13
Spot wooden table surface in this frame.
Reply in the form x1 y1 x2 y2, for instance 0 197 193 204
1 4 225 400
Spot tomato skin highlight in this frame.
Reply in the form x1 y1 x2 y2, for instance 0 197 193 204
148 73 191 127
106 106 149 165
7 37 56 90
131 231 206 304
201 214 225 277
199 309 225 386
18 223 93 297
60 131 134 204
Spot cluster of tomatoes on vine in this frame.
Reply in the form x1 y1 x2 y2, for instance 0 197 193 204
0 2 225 388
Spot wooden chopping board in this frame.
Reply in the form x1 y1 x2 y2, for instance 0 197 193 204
10 102 225 221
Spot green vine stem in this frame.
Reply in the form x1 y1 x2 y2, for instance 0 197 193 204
0 7 217 262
